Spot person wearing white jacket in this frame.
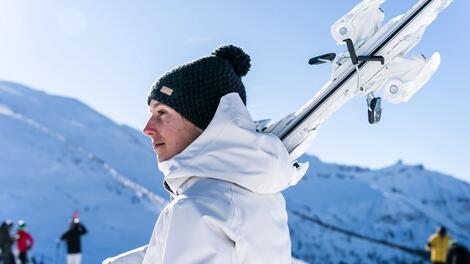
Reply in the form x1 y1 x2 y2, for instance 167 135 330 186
103 45 306 264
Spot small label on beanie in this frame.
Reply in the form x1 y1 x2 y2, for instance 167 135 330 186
160 86 173 96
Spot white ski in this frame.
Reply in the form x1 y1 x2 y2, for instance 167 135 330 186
260 0 453 161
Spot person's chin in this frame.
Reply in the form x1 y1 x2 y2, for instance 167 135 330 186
156 153 166 162
158 150 180 162
156 151 170 162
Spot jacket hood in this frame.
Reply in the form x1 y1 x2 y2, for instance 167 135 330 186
158 93 298 195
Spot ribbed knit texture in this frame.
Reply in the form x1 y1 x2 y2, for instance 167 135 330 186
147 45 250 130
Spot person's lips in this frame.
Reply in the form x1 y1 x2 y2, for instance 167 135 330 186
153 142 164 150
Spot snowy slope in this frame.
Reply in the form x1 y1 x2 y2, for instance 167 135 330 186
0 81 167 263
1 81 469 263
285 156 470 263
0 81 164 196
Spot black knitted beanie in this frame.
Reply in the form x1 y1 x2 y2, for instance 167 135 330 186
147 45 251 130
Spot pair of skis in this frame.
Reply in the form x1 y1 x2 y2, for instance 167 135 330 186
260 0 452 160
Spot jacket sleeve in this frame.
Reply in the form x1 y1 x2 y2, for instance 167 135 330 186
154 197 235 264
101 245 147 264
426 234 437 250
60 230 69 241
79 224 87 235
0 230 5 244
27 233 34 250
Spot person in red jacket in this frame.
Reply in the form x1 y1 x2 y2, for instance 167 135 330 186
16 220 34 264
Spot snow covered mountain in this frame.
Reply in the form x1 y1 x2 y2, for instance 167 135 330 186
285 156 470 263
0 81 167 263
1 81 469 263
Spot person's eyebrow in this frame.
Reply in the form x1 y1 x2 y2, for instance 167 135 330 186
149 102 163 112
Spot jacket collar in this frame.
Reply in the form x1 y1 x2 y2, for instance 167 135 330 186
158 93 298 195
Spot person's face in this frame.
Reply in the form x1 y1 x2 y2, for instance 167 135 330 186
143 100 203 162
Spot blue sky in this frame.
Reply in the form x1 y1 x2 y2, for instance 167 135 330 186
1 0 469 182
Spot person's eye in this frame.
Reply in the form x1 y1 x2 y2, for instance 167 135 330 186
158 110 167 116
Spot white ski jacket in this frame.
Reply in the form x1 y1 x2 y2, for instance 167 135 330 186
103 93 302 264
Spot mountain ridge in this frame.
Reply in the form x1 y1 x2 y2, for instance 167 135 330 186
1 80 468 263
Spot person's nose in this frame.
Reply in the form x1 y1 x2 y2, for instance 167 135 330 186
143 116 157 137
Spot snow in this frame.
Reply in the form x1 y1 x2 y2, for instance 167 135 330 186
285 155 470 263
0 81 163 263
1 80 469 263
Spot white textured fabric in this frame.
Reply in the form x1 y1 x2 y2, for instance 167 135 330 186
104 93 302 264
102 246 147 264
66 253 82 264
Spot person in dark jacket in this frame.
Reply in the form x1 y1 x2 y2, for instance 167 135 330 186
60 213 87 264
446 240 470 264
0 220 15 264
16 220 33 264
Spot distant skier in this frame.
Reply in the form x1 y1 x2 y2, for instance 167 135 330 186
446 240 470 264
16 220 33 264
102 45 306 263
426 226 452 264
60 212 87 264
0 220 15 264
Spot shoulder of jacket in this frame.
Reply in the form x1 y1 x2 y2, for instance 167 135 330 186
181 178 234 202
170 180 235 222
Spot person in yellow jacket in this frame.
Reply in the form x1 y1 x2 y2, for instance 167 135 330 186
426 226 452 264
